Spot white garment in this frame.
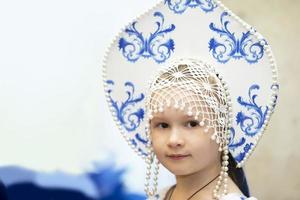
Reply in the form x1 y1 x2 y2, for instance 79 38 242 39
221 193 257 200
148 187 258 200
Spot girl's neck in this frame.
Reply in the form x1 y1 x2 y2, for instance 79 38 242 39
173 163 221 199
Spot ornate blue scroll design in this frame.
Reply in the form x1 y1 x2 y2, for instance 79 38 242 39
164 0 217 14
106 80 148 155
228 127 245 150
228 127 253 162
119 12 176 64
236 84 268 137
229 84 268 162
130 136 148 157
209 12 264 64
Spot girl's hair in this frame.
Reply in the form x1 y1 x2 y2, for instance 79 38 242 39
227 153 250 197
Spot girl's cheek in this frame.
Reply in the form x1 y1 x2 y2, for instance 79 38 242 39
152 140 162 151
151 132 162 143
152 138 165 153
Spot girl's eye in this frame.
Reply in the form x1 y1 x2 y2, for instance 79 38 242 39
186 120 199 128
156 122 169 129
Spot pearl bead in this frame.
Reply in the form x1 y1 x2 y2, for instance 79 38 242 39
222 161 229 166
211 134 216 140
222 155 229 160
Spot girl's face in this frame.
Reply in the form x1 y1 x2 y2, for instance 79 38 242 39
150 106 221 176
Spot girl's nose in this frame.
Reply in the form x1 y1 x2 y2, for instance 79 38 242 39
167 128 185 148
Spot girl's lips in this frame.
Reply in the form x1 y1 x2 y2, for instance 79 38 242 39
167 154 190 160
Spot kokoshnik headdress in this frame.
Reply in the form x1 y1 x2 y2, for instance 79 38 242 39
102 1 279 199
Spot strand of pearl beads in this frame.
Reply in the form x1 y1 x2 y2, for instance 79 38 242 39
144 145 160 197
213 144 229 199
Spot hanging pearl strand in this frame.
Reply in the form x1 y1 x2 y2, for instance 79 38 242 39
144 118 160 198
144 153 160 197
212 141 230 199
212 74 232 200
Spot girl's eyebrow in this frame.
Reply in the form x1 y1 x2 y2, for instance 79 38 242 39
150 116 166 121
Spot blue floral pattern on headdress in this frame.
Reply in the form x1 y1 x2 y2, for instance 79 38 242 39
119 12 175 64
209 12 264 64
164 0 217 14
236 84 268 137
228 127 245 150
106 80 144 132
106 80 148 156
229 128 253 163
229 84 268 162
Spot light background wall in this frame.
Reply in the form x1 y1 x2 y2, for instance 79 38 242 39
0 0 299 199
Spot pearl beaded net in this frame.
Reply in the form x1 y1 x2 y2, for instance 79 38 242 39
145 59 229 150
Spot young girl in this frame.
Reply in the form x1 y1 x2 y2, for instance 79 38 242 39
144 59 255 199
102 1 278 199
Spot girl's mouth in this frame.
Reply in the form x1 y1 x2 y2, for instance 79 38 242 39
167 154 190 160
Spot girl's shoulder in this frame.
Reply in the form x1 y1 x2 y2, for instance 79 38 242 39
220 193 258 200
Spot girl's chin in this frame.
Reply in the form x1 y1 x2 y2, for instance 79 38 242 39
159 160 199 176
171 170 195 177
166 166 196 176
